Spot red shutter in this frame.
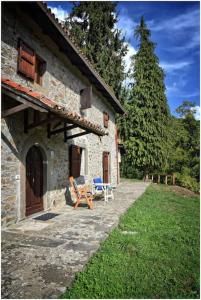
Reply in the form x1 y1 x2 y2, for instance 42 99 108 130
70 145 81 178
18 40 35 80
103 152 109 183
80 86 92 109
103 112 109 128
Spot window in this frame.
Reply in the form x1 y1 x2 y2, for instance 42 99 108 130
18 39 46 85
80 86 92 109
69 145 81 178
69 145 87 178
103 111 109 128
18 40 35 80
35 55 46 85
103 151 110 183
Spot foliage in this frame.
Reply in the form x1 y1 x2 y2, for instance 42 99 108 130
61 184 200 299
176 100 197 118
65 1 127 99
166 101 200 192
65 4 199 190
176 172 200 194
119 17 170 178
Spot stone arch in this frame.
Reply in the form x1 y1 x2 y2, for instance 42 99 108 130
18 134 50 221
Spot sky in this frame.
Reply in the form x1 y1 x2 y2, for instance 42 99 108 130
46 1 200 119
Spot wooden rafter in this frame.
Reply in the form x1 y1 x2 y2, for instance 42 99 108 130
65 131 91 140
2 103 28 118
2 89 47 113
48 123 79 137
64 121 67 142
52 121 62 129
27 114 59 130
66 124 78 131
24 109 28 134
2 85 106 140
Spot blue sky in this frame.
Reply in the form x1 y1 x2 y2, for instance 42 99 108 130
46 1 200 119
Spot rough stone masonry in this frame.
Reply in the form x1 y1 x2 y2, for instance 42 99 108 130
1 4 119 227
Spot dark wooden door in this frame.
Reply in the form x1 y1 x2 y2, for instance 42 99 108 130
103 152 109 183
69 145 82 178
26 146 43 216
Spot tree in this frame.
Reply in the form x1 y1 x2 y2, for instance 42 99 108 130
119 17 170 179
165 101 200 192
65 1 127 99
175 100 197 118
174 101 199 180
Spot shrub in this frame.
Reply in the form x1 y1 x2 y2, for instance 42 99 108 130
176 173 200 194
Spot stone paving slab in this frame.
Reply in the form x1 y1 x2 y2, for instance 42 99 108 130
1 181 150 299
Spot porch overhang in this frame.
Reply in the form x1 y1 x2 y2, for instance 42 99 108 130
1 78 108 141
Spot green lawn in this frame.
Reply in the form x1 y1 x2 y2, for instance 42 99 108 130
61 184 200 299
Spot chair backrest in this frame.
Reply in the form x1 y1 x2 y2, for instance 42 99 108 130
75 176 85 185
69 176 80 198
93 177 103 190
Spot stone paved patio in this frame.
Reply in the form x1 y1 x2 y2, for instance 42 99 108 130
1 180 150 299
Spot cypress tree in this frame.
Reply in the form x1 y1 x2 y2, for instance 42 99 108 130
65 1 127 99
119 17 170 179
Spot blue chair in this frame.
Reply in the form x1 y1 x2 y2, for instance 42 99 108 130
93 177 114 202
93 177 104 191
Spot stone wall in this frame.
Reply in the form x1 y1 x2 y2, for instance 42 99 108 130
1 6 118 227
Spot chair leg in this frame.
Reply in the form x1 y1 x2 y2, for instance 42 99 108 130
111 190 114 200
74 199 80 209
87 197 93 209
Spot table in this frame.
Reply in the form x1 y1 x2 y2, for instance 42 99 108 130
93 183 114 202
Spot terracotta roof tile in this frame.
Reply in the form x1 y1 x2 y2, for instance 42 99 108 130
1 78 107 136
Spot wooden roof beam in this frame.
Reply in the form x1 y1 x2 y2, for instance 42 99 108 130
48 123 79 137
65 131 91 141
2 103 28 118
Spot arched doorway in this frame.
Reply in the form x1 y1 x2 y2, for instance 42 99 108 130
26 145 44 216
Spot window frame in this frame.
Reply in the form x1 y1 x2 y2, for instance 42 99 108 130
17 39 46 85
103 111 109 128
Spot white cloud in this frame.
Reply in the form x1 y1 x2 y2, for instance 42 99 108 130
72 16 84 23
166 82 178 93
167 33 200 53
48 5 69 22
124 42 136 73
160 61 192 73
117 15 137 40
193 106 200 120
151 9 199 32
122 42 136 87
183 91 200 98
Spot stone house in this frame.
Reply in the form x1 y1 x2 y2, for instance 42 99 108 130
1 2 125 227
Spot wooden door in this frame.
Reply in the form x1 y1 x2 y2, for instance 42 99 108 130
26 146 43 216
69 145 81 178
103 152 109 183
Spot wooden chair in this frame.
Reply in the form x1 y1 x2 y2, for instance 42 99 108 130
69 176 93 209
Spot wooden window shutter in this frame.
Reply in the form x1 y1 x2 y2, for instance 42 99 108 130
103 152 109 183
69 145 82 178
80 86 92 109
103 112 109 128
18 40 35 80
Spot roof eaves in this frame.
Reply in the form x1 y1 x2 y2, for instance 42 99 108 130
36 1 125 114
1 78 107 136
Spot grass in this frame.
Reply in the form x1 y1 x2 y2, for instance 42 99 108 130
61 184 200 299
